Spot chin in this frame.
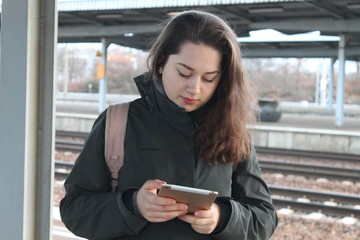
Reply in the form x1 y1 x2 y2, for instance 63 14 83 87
185 106 198 112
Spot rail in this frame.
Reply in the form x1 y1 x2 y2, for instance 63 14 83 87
259 159 360 182
54 138 360 182
56 131 360 162
54 160 360 218
256 146 360 163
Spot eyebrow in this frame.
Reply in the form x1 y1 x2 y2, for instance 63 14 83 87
177 63 220 75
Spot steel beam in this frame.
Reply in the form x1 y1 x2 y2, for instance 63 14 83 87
98 37 110 113
58 23 159 38
250 19 360 33
241 47 360 59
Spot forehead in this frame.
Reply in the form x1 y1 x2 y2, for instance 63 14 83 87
169 42 222 72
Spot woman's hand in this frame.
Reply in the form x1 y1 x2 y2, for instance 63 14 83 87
136 179 188 222
178 203 220 234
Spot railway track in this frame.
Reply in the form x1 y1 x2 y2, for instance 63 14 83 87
259 159 360 182
56 130 360 162
55 131 360 217
55 138 360 182
269 185 360 206
256 146 360 163
272 198 360 218
56 140 84 152
56 130 89 139
54 160 360 218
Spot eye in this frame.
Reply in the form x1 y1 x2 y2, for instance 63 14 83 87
178 71 191 78
203 75 219 83
203 78 214 83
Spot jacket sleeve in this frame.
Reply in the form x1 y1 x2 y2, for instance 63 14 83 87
59 111 148 240
213 146 278 240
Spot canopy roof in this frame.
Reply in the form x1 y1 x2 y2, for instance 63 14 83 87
58 0 360 60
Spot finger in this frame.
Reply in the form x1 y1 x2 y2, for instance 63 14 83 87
191 220 212 228
142 179 166 191
178 204 220 235
142 193 181 209
192 225 213 234
153 202 188 212
153 196 177 206
147 214 183 222
179 211 212 222
141 200 187 215
194 210 213 218
190 218 214 233
144 209 188 222
140 195 188 222
178 214 195 224
178 214 215 234
192 217 210 226
152 209 188 219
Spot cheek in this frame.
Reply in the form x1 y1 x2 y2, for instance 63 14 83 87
162 74 177 97
163 73 183 93
163 82 172 97
205 84 219 99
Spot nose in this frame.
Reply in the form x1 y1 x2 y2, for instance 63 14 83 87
186 76 201 95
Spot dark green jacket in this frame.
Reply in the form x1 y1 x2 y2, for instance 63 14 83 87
60 73 277 240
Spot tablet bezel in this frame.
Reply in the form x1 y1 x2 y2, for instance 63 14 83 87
157 184 218 213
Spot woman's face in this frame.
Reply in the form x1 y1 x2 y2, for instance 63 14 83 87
161 42 222 112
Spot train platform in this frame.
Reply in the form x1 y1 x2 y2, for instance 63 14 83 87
257 113 359 133
56 99 360 132
251 114 359 155
55 99 360 155
56 93 360 128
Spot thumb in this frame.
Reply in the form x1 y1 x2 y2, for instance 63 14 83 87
142 179 167 190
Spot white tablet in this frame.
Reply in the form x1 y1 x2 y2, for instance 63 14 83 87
158 184 218 213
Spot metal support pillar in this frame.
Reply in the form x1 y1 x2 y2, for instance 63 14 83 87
0 0 57 239
98 38 110 113
63 43 69 95
328 58 335 111
335 34 346 127
320 59 328 106
315 64 320 104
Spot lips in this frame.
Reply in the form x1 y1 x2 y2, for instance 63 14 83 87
182 97 197 104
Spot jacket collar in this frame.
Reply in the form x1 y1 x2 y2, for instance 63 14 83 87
134 73 192 123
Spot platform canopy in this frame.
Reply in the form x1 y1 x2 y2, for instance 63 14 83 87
57 0 360 60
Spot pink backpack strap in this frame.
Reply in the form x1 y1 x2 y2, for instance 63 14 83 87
105 102 130 192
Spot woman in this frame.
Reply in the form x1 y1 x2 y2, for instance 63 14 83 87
60 10 278 240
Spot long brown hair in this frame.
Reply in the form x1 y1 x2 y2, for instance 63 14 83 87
147 10 258 164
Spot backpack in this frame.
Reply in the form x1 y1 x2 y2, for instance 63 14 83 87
104 102 131 192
